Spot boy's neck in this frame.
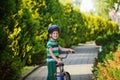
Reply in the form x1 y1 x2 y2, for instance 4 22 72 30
50 38 56 41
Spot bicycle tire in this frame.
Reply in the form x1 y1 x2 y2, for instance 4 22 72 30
64 72 71 80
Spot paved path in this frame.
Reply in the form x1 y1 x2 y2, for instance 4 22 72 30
24 42 98 80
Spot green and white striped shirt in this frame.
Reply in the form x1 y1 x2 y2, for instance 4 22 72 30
46 39 60 57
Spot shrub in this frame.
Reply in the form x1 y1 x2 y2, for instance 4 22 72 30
95 36 105 46
0 53 24 80
93 47 120 80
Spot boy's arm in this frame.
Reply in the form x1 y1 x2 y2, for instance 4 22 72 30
59 46 75 53
48 47 63 63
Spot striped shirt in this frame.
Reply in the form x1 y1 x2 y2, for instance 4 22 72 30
46 39 60 57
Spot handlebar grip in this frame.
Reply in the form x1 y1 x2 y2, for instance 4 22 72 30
59 50 75 54
68 51 75 53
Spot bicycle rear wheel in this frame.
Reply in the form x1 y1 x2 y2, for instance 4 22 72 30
64 72 71 80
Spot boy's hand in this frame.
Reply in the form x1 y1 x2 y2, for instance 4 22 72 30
68 49 75 53
57 60 63 64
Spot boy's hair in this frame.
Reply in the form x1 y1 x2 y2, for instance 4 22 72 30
48 25 60 34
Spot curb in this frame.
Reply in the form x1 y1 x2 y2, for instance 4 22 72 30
21 64 45 80
21 65 40 80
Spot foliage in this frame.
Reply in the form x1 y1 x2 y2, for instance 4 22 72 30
93 49 120 80
0 53 24 80
93 0 120 19
95 32 120 61
16 0 47 65
95 32 120 47
0 0 24 80
95 36 105 46
93 32 120 80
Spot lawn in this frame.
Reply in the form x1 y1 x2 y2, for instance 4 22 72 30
21 65 38 77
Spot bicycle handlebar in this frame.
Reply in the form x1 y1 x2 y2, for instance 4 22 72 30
56 51 75 67
59 51 75 59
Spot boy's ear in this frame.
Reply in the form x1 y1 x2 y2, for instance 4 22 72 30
49 34 52 37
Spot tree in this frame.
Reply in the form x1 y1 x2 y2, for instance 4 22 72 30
93 0 120 19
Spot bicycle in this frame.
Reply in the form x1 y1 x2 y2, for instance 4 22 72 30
55 51 74 80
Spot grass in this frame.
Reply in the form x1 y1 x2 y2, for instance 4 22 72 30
21 65 38 77
78 41 94 46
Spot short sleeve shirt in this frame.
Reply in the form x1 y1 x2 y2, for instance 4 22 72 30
46 39 60 57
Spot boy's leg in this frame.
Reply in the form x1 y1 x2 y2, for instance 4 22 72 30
47 61 57 80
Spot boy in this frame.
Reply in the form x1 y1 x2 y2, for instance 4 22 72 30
46 25 75 80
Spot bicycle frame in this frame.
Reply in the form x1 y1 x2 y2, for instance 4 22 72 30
55 52 72 80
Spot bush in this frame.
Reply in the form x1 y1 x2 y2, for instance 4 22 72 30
95 32 120 53
0 53 24 80
95 36 105 46
93 32 120 80
93 50 120 80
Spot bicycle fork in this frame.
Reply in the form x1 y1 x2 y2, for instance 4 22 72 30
56 64 64 80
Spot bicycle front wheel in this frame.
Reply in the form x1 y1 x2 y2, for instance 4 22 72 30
64 72 71 80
